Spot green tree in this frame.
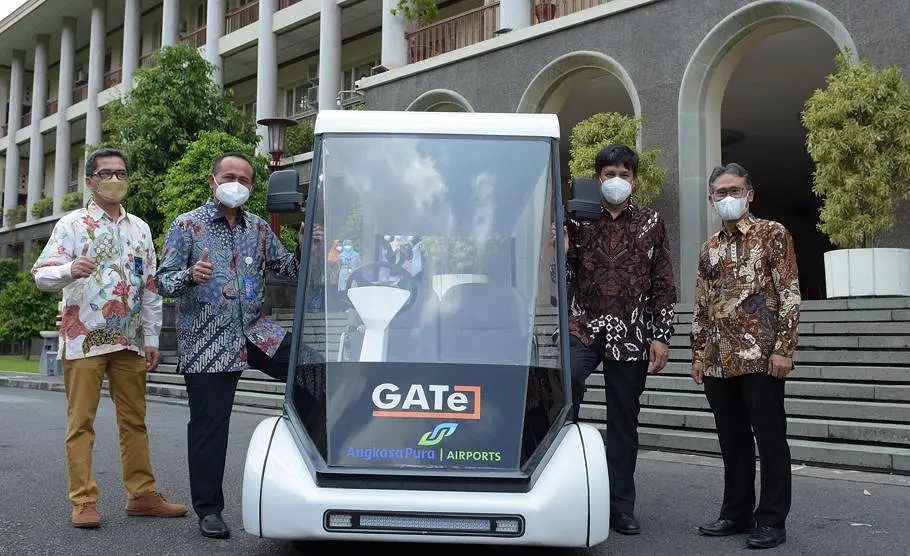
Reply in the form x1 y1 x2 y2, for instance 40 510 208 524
160 130 297 251
802 51 910 248
100 43 257 239
284 120 315 156
0 272 61 358
0 258 20 287
568 112 667 206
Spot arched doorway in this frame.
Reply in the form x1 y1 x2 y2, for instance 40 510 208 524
722 26 839 299
677 0 857 299
517 51 640 188
406 89 474 112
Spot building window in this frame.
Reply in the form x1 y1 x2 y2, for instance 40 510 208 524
342 59 378 92
68 161 79 193
285 84 316 118
196 2 207 28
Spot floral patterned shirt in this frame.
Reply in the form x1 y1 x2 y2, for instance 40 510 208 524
565 202 677 361
155 200 299 374
31 201 162 360
690 214 801 379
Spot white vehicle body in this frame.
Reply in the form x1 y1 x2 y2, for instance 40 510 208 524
243 109 609 548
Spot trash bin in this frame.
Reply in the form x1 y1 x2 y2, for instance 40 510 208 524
44 349 60 377
38 331 59 376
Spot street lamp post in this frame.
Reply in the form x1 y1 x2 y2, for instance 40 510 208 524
257 116 299 235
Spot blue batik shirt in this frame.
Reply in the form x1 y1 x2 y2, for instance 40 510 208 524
155 200 298 373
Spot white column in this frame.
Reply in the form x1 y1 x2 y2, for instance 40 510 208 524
318 0 341 110
255 0 277 154
500 0 532 32
0 70 8 132
122 0 140 94
53 18 76 215
27 35 50 221
162 0 181 48
3 51 25 220
84 0 106 203
206 0 225 86
380 0 407 70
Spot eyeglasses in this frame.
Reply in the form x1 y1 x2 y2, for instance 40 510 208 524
710 186 748 201
92 170 128 181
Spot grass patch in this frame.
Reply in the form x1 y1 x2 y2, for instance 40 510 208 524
0 355 39 373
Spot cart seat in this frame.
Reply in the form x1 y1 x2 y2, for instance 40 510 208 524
439 282 531 365
386 286 441 363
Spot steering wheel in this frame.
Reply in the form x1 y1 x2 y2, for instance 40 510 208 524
344 261 416 311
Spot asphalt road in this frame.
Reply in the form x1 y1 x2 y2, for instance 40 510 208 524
1 387 908 556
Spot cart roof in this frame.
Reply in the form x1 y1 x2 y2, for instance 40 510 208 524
314 110 560 139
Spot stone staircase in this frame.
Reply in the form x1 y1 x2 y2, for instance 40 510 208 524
147 299 910 474
578 297 910 474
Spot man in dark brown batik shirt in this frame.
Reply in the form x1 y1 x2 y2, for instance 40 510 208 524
561 144 677 536
691 163 800 550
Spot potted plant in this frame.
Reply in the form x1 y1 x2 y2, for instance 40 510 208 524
568 112 667 206
802 51 910 298
31 197 53 219
61 191 83 212
391 0 438 27
534 0 557 23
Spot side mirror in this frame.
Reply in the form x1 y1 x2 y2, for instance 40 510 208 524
566 177 602 222
266 169 304 213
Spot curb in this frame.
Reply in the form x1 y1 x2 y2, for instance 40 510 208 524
0 373 281 417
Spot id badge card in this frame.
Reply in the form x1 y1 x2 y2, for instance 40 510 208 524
244 275 255 300
134 256 144 276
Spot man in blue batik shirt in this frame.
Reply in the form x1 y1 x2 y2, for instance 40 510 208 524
155 152 323 539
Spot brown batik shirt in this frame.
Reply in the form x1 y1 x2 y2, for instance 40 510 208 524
690 214 801 379
565 203 677 361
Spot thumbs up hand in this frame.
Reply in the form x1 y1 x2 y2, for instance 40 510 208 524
192 248 215 284
72 243 97 278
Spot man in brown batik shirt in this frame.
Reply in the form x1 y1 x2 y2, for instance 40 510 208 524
561 144 676 536
691 162 800 550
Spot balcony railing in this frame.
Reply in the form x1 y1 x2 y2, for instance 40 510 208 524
406 2 500 64
46 99 58 116
226 1 259 33
531 0 603 24
72 84 88 103
181 26 207 48
103 68 122 90
139 52 157 69
278 0 301 8
21 112 31 127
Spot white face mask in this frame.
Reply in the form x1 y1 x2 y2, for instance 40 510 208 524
343 245 353 252
214 179 250 209
600 177 633 205
383 235 391 242
714 195 749 221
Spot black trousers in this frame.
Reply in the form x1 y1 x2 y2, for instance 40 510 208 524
704 373 791 529
184 336 291 519
569 334 649 515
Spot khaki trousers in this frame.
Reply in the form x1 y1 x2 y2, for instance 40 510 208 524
63 349 156 504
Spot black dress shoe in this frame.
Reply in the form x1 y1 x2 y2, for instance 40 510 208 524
199 514 231 539
611 512 641 535
698 518 753 537
746 524 786 548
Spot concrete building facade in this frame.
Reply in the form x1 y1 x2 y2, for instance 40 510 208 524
2 0 909 300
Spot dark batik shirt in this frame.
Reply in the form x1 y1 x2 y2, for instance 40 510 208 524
565 202 677 361
690 214 801 378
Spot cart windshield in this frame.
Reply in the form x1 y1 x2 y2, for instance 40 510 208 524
290 130 565 474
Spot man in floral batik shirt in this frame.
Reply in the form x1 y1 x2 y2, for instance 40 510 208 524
32 148 187 529
155 152 322 539
691 163 800 550
560 144 677 536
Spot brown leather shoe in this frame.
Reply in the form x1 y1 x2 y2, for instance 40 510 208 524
125 492 188 518
72 503 101 528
